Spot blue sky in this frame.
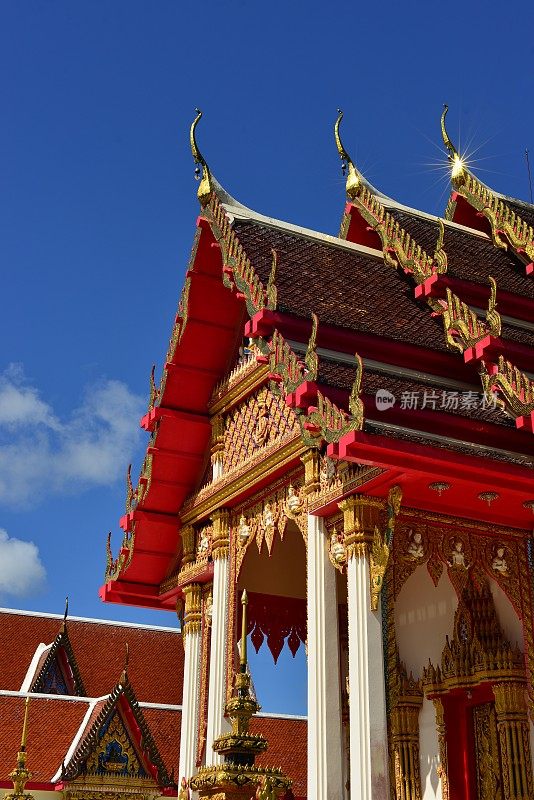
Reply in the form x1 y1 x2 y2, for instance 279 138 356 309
1 2 532 714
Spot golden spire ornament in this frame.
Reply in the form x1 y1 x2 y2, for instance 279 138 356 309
441 105 466 184
4 697 34 800
334 109 362 200
190 109 213 206
189 590 292 798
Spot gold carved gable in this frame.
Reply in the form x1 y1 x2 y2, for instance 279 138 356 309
83 708 148 780
222 387 299 473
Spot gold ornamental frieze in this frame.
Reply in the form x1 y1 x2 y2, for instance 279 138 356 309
233 472 307 576
391 511 526 610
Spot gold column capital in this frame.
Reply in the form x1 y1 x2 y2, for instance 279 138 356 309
211 508 230 559
301 449 321 495
210 414 225 466
182 583 203 638
180 524 196 567
339 494 384 557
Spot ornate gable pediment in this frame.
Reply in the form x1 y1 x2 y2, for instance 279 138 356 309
222 386 299 474
63 678 171 793
31 625 86 697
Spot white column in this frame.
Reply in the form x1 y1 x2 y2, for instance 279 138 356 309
347 546 389 800
178 584 202 787
205 510 231 761
307 513 345 800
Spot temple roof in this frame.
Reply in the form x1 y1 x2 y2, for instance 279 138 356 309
0 609 183 705
229 212 450 353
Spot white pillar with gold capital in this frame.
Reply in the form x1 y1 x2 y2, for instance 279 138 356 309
178 583 202 788
307 512 345 800
205 509 231 762
341 495 391 800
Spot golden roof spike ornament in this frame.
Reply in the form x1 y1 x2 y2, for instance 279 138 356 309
61 596 69 631
5 697 34 800
335 109 361 200
441 104 466 185
190 108 213 206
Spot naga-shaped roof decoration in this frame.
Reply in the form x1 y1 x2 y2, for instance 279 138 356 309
442 105 534 269
190 109 213 206
335 110 447 283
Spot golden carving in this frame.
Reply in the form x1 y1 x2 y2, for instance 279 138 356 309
473 703 502 800
422 581 524 695
480 355 534 419
493 682 534 800
438 278 501 353
265 249 278 311
181 436 305 527
205 192 269 317
181 525 196 567
442 106 534 265
328 527 347 571
190 109 213 206
390 666 423 800
432 699 449 800
222 388 299 473
211 509 230 559
182 583 203 637
5 697 33 800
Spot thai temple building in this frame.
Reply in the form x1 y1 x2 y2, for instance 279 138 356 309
3 106 533 800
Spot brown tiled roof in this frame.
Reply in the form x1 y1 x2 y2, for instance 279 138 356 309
386 207 534 300
250 716 307 798
143 706 181 780
0 694 89 782
232 219 450 353
317 359 514 429
0 611 183 704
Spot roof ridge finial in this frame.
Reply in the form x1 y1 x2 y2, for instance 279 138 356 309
441 105 465 184
190 108 213 206
61 596 69 631
334 109 361 200
121 642 129 683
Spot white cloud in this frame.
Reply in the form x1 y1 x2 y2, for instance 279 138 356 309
0 529 46 596
0 366 145 507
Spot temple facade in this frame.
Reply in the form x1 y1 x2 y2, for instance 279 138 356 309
98 108 534 800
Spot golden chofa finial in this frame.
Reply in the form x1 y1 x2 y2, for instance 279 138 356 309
190 108 213 206
441 105 465 185
335 109 361 200
61 596 68 631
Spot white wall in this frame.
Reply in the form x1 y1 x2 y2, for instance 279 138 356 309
419 698 442 800
488 577 523 651
394 567 457 680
